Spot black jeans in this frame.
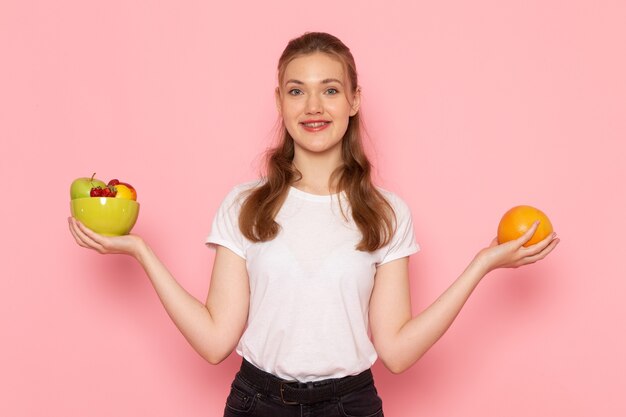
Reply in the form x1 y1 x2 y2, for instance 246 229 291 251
223 360 384 417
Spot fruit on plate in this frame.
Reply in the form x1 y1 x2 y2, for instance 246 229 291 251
497 205 553 247
108 179 137 200
69 174 140 236
70 173 107 199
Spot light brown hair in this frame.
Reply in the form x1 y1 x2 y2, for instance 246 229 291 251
238 32 395 251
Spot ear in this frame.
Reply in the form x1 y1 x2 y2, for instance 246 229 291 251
275 87 282 116
349 87 361 116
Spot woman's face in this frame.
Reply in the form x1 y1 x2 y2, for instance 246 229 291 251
276 52 360 161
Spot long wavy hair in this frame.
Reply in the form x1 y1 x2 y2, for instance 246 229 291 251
238 32 395 252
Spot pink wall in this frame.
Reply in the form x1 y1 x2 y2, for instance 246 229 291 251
2 0 624 415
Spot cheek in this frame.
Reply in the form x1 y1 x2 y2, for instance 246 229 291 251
331 104 352 126
329 100 353 118
284 124 298 139
282 116 301 139
280 101 301 122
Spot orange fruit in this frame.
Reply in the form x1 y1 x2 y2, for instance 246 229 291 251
497 205 553 247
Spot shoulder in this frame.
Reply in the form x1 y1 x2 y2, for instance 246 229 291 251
230 178 264 194
213 179 265 216
224 179 265 203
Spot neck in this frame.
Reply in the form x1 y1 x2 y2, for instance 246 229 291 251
292 150 343 195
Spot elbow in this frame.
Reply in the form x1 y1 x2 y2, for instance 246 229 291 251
198 327 242 365
204 350 230 365
201 344 234 366
381 358 411 375
378 347 424 374
207 357 226 366
388 364 407 375
205 354 225 366
376 344 407 374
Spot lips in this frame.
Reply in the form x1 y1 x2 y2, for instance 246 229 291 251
300 120 331 132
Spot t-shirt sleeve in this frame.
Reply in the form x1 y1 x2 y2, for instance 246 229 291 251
378 193 420 266
205 185 249 259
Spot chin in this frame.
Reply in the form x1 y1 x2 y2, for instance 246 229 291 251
291 131 343 152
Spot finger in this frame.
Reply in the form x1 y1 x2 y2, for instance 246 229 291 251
74 218 105 245
69 218 100 250
524 230 558 256
515 221 540 247
74 218 133 255
519 237 560 265
68 217 90 248
71 218 107 252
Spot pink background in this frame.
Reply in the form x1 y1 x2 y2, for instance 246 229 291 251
1 0 625 415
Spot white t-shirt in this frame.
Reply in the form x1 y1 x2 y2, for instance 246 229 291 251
206 180 419 382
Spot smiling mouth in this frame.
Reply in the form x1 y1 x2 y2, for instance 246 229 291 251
300 121 331 128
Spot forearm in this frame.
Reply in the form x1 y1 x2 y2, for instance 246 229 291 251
372 224 558 374
389 259 488 373
134 243 225 363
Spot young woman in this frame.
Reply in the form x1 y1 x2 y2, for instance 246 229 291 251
68 32 559 417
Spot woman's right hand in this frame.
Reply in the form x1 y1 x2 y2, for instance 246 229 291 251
68 217 145 259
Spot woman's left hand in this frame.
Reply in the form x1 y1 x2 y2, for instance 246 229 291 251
474 221 560 274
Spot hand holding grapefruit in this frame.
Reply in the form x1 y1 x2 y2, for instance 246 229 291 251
497 205 553 247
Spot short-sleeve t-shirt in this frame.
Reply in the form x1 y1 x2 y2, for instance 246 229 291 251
206 180 419 382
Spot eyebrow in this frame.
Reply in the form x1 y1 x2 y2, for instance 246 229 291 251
284 78 344 86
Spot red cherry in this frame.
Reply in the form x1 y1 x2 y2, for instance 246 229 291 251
108 179 120 186
90 186 103 197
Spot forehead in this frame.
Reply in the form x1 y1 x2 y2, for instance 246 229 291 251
282 52 346 84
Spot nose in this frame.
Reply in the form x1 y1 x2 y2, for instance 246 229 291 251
305 94 322 114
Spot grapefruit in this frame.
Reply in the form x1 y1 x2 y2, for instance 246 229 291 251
497 205 553 247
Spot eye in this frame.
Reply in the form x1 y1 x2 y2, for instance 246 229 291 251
288 88 303 96
325 88 339 95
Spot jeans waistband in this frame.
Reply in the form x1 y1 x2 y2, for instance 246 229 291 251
237 359 373 405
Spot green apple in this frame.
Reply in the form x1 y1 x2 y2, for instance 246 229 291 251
70 173 106 199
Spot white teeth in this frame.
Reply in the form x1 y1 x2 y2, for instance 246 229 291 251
303 122 327 128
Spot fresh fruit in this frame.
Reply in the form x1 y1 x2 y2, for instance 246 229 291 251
90 185 117 197
70 174 140 235
71 174 136 200
70 173 106 199
112 182 137 200
497 205 554 247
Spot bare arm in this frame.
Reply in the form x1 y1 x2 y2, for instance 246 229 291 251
369 222 559 374
68 217 249 364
